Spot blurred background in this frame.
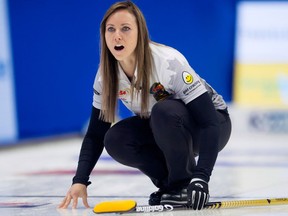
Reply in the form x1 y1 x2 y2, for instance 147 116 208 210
1 0 288 146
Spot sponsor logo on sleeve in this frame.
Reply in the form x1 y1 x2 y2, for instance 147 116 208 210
183 80 201 95
182 71 193 84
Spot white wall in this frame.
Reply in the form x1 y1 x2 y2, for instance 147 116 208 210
0 0 18 144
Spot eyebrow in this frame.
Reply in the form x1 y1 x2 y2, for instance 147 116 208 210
106 23 132 27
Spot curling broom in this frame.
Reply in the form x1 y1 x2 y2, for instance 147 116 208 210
93 198 288 214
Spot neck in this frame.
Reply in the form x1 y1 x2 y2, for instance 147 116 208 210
119 58 136 79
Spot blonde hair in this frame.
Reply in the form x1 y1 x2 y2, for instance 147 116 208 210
99 1 153 122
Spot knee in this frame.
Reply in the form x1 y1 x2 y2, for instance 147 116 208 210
151 100 183 127
104 127 121 156
151 100 172 120
103 127 137 166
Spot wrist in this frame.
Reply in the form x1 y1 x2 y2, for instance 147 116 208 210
190 178 207 184
191 173 210 183
72 176 91 186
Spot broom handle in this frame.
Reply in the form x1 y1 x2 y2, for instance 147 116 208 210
133 198 288 213
205 198 288 209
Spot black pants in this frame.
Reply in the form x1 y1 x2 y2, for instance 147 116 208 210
104 99 231 189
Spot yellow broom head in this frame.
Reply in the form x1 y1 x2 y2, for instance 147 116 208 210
93 200 136 214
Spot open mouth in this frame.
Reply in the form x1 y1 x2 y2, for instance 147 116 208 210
114 45 124 51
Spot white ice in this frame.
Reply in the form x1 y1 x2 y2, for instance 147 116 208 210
1 105 288 216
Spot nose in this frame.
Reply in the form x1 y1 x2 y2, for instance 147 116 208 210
114 30 122 42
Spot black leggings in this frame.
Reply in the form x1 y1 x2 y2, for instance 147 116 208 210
104 99 231 189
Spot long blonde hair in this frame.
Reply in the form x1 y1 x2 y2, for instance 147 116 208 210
99 1 153 122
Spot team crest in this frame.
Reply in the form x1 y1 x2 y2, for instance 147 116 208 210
150 82 171 101
182 71 193 84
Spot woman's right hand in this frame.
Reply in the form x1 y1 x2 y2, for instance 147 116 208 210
58 183 90 209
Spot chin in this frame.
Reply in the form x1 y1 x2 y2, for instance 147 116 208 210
113 56 123 61
113 54 126 61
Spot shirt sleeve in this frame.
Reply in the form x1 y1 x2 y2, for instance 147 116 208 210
186 92 220 182
72 106 111 186
167 57 207 104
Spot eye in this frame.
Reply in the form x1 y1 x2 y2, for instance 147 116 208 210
122 26 131 32
106 26 115 32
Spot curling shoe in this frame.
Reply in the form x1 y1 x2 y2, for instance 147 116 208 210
160 188 188 205
148 189 167 205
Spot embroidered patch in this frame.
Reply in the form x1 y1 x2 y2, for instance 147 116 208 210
150 82 171 101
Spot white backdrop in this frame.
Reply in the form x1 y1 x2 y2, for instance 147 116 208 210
0 0 18 144
234 1 288 107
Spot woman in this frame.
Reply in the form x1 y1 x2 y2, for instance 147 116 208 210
59 1 231 210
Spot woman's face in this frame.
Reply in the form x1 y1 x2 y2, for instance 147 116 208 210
105 9 138 63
